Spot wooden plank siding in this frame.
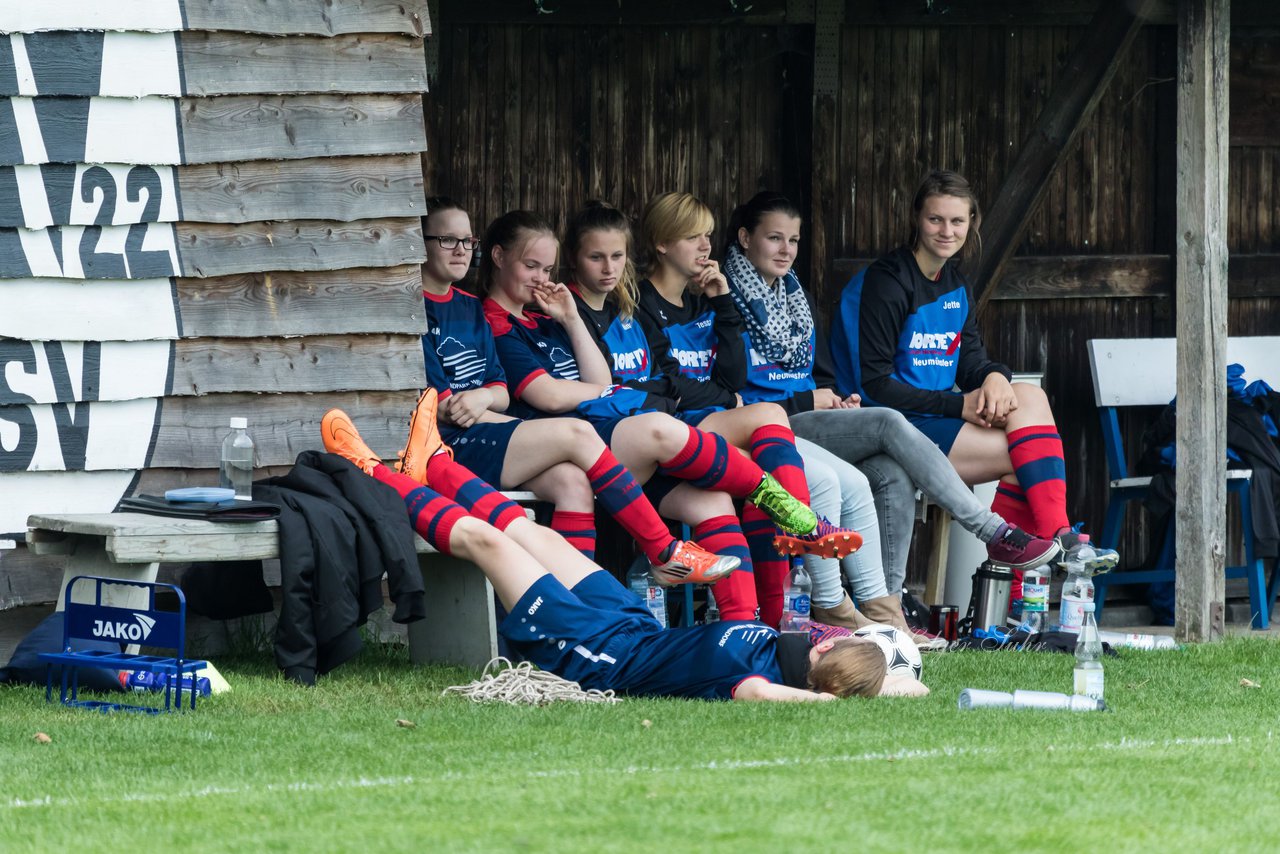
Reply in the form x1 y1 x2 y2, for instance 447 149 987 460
0 156 426 228
426 21 796 239
1 268 427 343
0 32 427 97
816 23 1276 588
0 1 431 37
0 95 427 166
0 2 431 564
0 218 424 279
419 11 1278 599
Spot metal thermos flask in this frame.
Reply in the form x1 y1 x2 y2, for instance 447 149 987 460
971 562 1013 630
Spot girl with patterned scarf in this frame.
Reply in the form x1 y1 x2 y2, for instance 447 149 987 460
722 190 1060 631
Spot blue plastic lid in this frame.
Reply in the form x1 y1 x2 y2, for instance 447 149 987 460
164 487 235 503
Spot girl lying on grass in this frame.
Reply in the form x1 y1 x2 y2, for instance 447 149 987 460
320 391 928 700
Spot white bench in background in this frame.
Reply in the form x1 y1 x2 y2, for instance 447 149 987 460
1087 337 1280 628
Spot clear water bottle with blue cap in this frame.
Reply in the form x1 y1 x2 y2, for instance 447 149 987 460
780 561 812 633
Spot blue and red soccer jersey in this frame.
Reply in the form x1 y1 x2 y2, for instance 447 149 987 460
483 298 582 420
421 287 509 441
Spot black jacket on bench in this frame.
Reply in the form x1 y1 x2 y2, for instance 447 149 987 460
254 451 426 685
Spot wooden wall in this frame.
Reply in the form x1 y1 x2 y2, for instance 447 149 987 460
426 2 810 242
819 18 1279 570
426 1 1278 585
0 1 431 603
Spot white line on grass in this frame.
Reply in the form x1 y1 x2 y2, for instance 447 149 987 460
1 734 1257 811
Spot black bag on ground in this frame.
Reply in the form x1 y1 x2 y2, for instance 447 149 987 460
0 612 124 692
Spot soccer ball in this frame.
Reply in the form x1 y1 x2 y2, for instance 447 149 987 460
852 624 923 680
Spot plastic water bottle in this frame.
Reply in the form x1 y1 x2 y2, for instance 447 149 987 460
780 561 812 633
627 560 667 628
1056 546 1096 634
1073 602 1104 701
703 589 720 624
1098 630 1178 651
118 670 212 697
1021 563 1050 633
219 417 255 500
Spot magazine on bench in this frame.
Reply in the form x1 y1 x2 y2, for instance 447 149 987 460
117 494 281 522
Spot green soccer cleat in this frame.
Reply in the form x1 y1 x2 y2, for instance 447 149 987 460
747 474 817 536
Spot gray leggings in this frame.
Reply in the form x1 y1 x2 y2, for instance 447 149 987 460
790 407 1004 593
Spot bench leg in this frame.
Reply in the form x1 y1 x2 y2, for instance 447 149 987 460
55 542 158 655
408 554 498 668
923 506 951 606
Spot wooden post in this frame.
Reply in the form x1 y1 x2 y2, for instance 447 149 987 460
808 0 842 309
1174 0 1230 642
972 0 1156 315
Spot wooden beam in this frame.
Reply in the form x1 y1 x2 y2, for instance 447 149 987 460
438 0 788 25
1174 0 1230 643
838 0 1280 26
0 332 430 412
0 267 427 342
175 267 428 337
0 217 425 280
972 0 1158 317
179 95 428 165
176 156 427 225
0 0 431 36
832 253 1280 299
809 0 843 313
174 218 426 278
149 390 422 468
0 94 427 167
0 32 427 98
0 155 427 228
169 335 428 397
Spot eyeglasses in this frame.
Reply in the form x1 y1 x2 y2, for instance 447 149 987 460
425 235 481 251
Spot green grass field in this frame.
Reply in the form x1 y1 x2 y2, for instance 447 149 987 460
3 636 1279 853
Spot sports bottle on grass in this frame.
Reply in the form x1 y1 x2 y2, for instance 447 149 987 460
1073 602 1104 701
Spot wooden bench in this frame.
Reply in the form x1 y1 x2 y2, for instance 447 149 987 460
1087 337 1280 628
26 491 543 669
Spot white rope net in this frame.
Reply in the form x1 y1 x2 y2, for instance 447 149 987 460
442 657 620 706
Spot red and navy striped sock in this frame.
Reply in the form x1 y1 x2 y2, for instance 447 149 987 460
551 510 596 561
658 425 765 497
694 515 756 621
423 452 526 532
371 464 469 556
991 480 1037 533
1006 425 1070 536
990 480 1036 602
748 423 811 504
744 503 788 629
586 449 675 565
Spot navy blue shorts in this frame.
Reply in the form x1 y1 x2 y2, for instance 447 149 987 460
903 413 966 455
677 407 721 426
445 420 522 486
500 570 659 691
